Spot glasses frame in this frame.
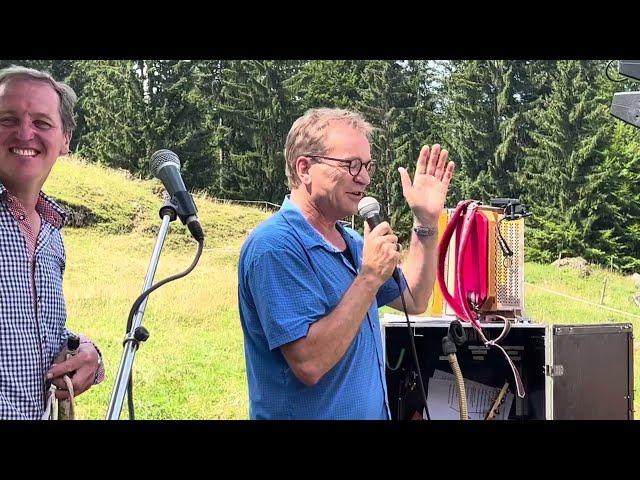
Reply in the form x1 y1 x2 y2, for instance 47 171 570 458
304 154 377 178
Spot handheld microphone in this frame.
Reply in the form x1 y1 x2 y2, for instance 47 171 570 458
357 196 401 285
150 149 204 242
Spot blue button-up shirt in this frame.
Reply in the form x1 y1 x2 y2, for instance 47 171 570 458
238 196 405 419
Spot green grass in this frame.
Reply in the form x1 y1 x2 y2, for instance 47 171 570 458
42 156 638 419
45 157 269 419
62 231 252 419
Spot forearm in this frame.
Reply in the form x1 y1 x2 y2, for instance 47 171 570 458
282 273 382 385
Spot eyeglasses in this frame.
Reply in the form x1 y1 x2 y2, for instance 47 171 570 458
304 155 377 177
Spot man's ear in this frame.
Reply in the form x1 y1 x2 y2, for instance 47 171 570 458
296 156 313 185
61 133 72 155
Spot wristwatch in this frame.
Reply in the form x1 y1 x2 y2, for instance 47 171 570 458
413 225 438 238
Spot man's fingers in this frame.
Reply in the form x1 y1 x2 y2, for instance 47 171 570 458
46 349 97 398
416 146 430 178
426 144 441 176
51 377 67 390
46 355 84 380
46 362 69 381
54 389 71 400
442 162 455 189
386 242 397 255
369 221 392 236
70 368 94 396
434 149 449 180
398 167 412 199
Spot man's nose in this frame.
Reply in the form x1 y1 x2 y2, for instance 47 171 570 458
15 119 35 141
354 166 371 186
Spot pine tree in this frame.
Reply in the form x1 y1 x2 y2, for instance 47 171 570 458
522 60 614 264
599 121 640 271
442 60 535 202
70 60 149 173
141 60 225 190
217 60 302 203
355 61 440 239
287 60 366 111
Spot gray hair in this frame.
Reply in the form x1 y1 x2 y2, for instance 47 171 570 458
0 65 77 137
284 108 374 189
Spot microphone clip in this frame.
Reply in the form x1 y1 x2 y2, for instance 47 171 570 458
159 197 179 222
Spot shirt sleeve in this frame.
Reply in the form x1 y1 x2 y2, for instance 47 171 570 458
375 268 407 307
246 248 331 351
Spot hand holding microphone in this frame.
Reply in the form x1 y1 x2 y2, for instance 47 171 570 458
358 196 402 285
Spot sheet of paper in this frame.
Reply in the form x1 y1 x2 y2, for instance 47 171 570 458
426 369 514 420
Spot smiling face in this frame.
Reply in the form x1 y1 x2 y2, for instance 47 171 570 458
305 121 372 221
0 77 70 195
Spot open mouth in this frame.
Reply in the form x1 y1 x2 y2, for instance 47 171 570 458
347 191 364 199
9 147 40 157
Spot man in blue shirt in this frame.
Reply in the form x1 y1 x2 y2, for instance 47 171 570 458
238 108 455 419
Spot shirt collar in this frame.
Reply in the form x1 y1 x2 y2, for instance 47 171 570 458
280 195 357 252
0 183 67 229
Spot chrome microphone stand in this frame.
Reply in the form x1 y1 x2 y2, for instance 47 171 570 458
106 199 178 420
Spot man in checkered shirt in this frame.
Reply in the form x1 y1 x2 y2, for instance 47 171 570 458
0 66 105 419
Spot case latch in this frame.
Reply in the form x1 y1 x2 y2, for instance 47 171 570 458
545 365 564 377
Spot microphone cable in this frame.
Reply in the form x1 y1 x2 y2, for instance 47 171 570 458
123 237 204 419
393 268 431 421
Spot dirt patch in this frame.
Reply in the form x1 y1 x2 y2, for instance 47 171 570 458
53 199 106 228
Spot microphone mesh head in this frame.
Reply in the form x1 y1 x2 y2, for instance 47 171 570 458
150 149 180 177
357 196 380 218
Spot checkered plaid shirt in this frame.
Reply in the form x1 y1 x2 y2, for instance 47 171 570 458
0 183 104 419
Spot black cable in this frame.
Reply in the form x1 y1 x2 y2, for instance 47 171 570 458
124 238 205 420
496 218 513 257
127 376 135 420
606 60 627 83
394 273 431 420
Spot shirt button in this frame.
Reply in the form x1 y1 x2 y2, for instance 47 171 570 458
18 214 26 221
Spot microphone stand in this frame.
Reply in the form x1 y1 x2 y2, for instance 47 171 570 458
106 199 178 420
